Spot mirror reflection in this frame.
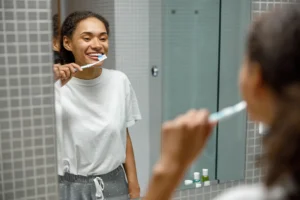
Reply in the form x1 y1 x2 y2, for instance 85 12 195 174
162 0 220 189
52 0 251 199
53 6 141 200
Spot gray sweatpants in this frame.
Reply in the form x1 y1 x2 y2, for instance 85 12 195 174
59 166 129 200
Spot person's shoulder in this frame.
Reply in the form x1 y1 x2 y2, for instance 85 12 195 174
214 184 265 200
214 183 284 200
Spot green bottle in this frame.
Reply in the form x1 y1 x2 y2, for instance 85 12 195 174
201 169 210 186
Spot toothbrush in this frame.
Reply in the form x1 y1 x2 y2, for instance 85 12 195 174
209 101 247 122
80 54 107 69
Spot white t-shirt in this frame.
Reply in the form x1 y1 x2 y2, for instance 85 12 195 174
214 184 285 200
55 68 142 176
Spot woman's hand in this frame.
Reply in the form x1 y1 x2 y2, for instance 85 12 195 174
159 109 215 171
144 109 216 200
53 63 82 86
128 182 140 199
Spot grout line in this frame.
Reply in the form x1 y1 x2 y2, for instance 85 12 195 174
0 4 5 200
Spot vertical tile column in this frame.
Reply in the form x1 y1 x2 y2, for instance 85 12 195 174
0 0 58 199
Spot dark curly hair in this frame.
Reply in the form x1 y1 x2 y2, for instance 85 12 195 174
52 13 61 64
247 6 300 200
59 11 110 64
52 13 59 39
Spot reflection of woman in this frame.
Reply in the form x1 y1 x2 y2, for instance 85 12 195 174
144 6 300 200
55 11 141 200
52 14 61 64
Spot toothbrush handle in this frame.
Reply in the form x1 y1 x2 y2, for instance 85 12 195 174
208 113 220 122
79 55 107 70
81 61 100 69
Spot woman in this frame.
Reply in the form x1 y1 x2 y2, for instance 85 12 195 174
55 11 141 200
52 13 61 64
144 6 300 200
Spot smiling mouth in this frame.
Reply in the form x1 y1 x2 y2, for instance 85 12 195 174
86 53 104 61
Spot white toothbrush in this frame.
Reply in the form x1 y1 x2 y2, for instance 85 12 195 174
209 101 247 122
80 54 107 69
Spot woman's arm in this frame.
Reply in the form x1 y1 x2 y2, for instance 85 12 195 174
124 128 140 199
143 160 186 200
143 110 215 200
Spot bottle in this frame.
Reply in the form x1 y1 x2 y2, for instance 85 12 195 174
202 169 210 186
184 180 193 186
195 182 202 188
194 172 201 187
194 172 201 182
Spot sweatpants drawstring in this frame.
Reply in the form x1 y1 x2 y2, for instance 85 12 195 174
93 177 105 200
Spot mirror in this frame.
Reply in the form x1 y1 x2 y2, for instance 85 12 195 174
161 0 251 189
52 0 251 199
162 0 220 189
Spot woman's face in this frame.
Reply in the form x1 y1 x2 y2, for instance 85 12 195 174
239 56 275 125
63 17 109 67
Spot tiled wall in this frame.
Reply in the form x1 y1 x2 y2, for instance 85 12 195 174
114 0 151 195
0 0 58 200
172 0 300 199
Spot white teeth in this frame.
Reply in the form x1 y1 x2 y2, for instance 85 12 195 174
88 53 103 56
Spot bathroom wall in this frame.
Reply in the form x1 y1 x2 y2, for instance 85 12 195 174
0 0 58 200
114 0 151 195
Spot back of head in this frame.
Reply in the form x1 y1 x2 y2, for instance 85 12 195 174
59 11 110 64
247 6 300 200
247 6 300 93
